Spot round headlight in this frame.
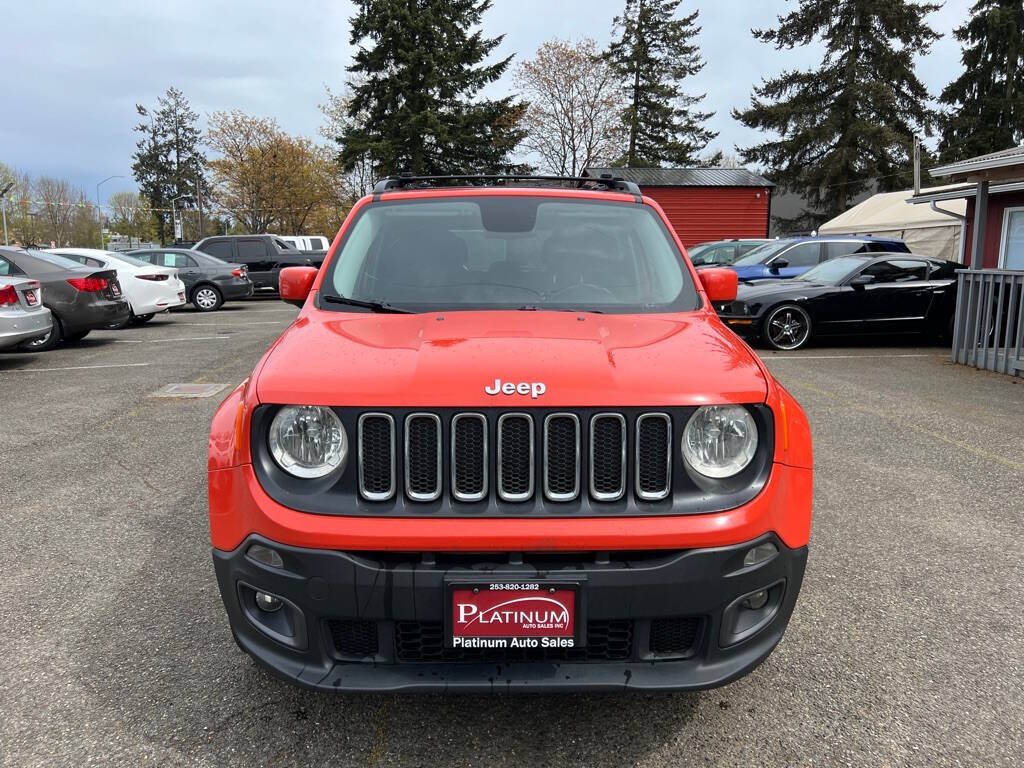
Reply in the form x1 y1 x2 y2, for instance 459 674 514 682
682 405 758 478
268 405 347 478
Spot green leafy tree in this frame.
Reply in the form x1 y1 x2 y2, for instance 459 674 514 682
605 0 718 167
734 0 939 227
132 87 209 244
938 0 1024 162
338 0 527 177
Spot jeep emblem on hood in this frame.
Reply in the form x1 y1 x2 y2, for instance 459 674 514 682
485 379 546 399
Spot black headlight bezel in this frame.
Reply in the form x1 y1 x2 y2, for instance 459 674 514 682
249 404 774 518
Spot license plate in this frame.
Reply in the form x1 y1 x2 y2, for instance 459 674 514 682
110 283 121 297
447 582 580 649
24 289 38 306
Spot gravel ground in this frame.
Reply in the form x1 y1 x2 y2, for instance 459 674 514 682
1 303 1022 767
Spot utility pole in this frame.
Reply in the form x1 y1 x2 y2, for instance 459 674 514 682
96 175 123 249
0 182 13 246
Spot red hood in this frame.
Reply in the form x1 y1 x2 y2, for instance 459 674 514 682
256 308 767 407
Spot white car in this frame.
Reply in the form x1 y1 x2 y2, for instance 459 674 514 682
49 248 186 326
0 275 52 349
279 234 329 252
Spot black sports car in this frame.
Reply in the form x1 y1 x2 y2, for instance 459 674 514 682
714 254 959 351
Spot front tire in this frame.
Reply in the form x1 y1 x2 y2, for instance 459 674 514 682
192 285 223 312
19 315 63 351
762 304 812 351
65 330 91 343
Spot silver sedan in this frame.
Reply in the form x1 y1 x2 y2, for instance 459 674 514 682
0 276 53 350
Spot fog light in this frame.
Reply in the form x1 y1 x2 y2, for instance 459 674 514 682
255 591 282 612
743 541 778 567
742 590 769 610
247 544 284 568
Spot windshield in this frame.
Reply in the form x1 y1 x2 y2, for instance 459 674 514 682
794 255 870 283
322 196 700 314
731 241 793 266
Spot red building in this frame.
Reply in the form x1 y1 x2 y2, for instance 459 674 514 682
584 167 775 247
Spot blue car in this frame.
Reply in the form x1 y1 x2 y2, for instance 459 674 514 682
716 236 911 281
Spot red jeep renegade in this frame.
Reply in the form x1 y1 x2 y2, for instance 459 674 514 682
208 176 813 692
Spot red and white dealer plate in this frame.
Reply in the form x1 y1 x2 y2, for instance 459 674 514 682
447 582 580 649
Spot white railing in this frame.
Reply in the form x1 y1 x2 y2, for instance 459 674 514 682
952 270 1024 376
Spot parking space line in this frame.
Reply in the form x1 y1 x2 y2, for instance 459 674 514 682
170 321 287 326
0 362 152 373
113 336 230 344
762 353 945 360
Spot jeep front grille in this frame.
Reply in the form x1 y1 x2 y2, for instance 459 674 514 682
358 410 674 505
497 413 534 501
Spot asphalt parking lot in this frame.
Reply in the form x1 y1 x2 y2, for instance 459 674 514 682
2 302 1022 767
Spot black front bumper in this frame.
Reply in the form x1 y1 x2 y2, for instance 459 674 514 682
213 534 807 692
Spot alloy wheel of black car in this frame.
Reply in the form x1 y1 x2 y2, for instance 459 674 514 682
763 304 812 351
193 285 223 312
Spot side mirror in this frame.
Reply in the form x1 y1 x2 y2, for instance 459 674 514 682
698 267 738 303
279 266 318 307
768 258 789 274
849 274 873 288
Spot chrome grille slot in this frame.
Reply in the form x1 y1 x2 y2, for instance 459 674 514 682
451 414 487 502
358 413 395 501
405 413 442 501
497 413 534 501
590 414 626 501
636 413 671 500
544 413 580 501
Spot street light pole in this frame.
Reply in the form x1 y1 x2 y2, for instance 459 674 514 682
171 194 191 244
96 175 123 249
0 182 13 247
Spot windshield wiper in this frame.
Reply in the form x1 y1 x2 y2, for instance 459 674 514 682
515 305 604 313
321 295 414 314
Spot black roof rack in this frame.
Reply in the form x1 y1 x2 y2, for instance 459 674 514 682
371 173 642 196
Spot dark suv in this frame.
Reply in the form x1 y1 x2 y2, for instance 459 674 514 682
193 235 324 294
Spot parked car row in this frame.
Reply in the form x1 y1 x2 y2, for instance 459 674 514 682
0 245 256 352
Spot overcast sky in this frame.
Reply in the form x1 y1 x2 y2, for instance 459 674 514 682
2 0 973 199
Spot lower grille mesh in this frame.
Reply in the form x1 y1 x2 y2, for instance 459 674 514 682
649 617 700 656
327 619 379 658
395 620 633 663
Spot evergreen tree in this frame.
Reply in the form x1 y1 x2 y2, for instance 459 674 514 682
734 0 939 226
338 0 527 177
132 87 208 244
605 0 718 167
938 0 1024 163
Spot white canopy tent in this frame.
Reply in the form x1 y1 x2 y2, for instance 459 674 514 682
818 187 966 262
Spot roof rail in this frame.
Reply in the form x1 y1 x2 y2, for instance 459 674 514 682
371 173 642 196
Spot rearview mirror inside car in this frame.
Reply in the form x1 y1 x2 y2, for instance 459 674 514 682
279 266 318 307
698 267 738 303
